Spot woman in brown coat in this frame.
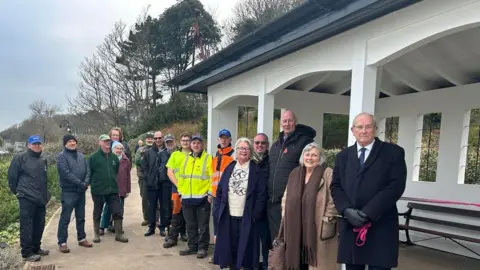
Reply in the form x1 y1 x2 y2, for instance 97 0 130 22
281 142 339 270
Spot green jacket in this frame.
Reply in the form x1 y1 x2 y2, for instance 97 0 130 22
87 148 119 196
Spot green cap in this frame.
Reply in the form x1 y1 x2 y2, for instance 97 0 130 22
146 132 154 139
99 134 111 141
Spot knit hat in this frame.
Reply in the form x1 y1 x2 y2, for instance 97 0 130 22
112 141 124 150
63 134 77 146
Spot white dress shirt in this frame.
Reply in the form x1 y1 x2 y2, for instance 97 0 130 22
357 140 375 162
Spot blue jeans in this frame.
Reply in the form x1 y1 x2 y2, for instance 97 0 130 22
57 192 86 245
100 196 125 229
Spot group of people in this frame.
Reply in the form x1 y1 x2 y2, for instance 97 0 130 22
7 110 408 270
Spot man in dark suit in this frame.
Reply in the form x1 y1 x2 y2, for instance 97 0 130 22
331 112 407 270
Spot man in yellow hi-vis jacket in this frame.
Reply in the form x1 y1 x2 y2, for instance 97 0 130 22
176 135 213 259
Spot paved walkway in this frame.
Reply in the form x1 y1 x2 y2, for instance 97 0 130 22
24 170 480 270
27 170 216 270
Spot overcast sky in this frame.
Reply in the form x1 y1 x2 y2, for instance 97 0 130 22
0 0 236 131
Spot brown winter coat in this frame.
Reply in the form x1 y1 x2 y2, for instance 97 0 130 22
281 166 340 270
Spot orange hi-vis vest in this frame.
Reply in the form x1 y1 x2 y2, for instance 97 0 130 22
210 145 235 197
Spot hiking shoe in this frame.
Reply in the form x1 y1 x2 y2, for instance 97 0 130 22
35 249 50 256
163 239 177 248
141 220 149 226
208 256 213 263
23 254 41 262
107 225 115 233
144 227 155 237
179 247 198 256
78 240 93 248
99 228 105 236
197 249 208 259
59 244 70 253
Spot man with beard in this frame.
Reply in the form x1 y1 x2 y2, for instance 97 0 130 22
253 133 271 270
8 135 50 262
142 131 172 237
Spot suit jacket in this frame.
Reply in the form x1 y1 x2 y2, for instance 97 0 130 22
330 137 407 268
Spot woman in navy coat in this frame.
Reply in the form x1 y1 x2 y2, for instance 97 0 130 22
213 137 267 270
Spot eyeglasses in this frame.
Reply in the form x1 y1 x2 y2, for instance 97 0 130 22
353 125 375 131
237 147 250 152
154 137 163 140
254 141 267 145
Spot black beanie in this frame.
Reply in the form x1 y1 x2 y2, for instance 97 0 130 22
63 134 77 146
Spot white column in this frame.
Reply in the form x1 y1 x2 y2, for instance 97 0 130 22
397 115 417 186
207 94 238 155
437 110 464 186
257 92 275 143
348 40 380 146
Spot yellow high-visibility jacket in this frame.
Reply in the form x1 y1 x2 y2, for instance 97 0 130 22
177 151 213 204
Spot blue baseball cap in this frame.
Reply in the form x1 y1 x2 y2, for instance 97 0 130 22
218 129 231 137
28 135 42 144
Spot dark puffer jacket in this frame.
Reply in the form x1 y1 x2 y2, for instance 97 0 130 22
57 148 88 193
8 149 50 206
268 124 316 203
141 144 171 190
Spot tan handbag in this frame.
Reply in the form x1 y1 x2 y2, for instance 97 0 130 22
267 219 285 270
319 177 338 241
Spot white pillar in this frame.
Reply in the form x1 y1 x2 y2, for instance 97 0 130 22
348 40 380 146
437 110 464 186
207 94 238 155
257 92 275 143
397 115 417 186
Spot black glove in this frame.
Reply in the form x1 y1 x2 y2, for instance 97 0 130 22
357 210 369 222
344 208 367 227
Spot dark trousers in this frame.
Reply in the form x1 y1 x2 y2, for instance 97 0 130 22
100 197 125 229
346 264 391 270
228 216 253 270
147 182 172 229
267 202 281 241
257 217 271 269
18 198 46 258
139 179 149 221
168 209 186 240
182 199 211 250
212 197 218 236
92 193 122 222
57 191 86 245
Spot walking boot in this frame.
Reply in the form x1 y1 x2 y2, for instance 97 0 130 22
93 220 101 243
163 237 177 248
114 219 128 243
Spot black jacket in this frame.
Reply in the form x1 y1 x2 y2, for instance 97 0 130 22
268 124 315 203
141 144 171 190
7 149 50 206
330 138 407 268
57 148 88 193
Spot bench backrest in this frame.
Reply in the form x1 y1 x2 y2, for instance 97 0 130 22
407 202 480 218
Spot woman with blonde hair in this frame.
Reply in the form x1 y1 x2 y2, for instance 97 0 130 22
213 137 267 270
280 142 339 270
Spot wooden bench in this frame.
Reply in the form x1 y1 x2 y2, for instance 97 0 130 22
398 202 480 256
